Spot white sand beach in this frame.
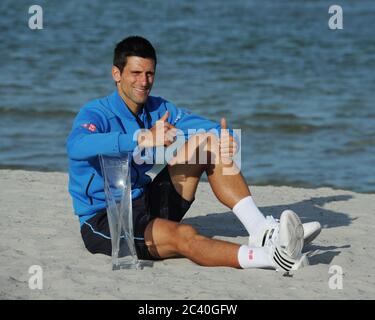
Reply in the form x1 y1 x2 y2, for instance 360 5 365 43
0 169 374 300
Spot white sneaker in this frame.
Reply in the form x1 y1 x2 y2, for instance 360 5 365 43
248 215 321 248
268 210 308 271
276 210 304 258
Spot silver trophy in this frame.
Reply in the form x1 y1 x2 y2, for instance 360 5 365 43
99 153 151 270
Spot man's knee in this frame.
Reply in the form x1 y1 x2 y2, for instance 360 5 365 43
200 133 220 164
175 223 197 238
170 132 220 166
175 224 200 255
144 219 197 256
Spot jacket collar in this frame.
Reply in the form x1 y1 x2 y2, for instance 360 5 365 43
107 90 148 120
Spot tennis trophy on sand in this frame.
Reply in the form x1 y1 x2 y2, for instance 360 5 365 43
99 153 151 270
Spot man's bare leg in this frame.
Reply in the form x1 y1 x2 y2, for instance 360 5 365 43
144 218 241 268
166 133 251 207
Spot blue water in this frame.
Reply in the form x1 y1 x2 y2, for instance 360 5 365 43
1 0 374 193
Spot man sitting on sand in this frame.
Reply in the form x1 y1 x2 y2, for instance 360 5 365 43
67 36 321 271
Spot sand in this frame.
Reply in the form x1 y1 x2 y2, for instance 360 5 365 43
0 169 374 299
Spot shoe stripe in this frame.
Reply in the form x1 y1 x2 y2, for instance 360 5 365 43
273 252 291 271
261 230 269 247
273 255 290 271
275 248 295 268
275 247 295 267
269 228 275 240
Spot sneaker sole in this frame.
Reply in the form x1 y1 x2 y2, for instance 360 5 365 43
279 210 304 259
303 222 322 246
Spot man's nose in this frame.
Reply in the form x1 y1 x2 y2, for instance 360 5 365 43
140 74 149 86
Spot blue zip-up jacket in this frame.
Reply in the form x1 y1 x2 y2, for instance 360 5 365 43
67 90 237 226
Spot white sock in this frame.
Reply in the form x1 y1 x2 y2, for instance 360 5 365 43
232 196 266 235
237 245 273 269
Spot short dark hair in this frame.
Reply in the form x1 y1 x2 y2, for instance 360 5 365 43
113 36 157 73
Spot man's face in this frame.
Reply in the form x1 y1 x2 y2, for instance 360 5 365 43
113 56 155 110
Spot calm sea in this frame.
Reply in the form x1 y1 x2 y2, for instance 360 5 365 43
1 0 374 193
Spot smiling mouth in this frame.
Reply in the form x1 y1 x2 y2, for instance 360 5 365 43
134 88 149 93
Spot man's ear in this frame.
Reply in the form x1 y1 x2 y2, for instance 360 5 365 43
112 66 122 83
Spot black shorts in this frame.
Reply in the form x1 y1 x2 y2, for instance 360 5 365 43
80 166 194 260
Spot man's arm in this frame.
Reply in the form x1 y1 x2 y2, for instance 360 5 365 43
66 109 137 161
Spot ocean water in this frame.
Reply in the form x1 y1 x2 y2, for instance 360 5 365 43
1 0 374 193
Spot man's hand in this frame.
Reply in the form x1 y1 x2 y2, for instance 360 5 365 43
137 111 177 148
220 118 238 159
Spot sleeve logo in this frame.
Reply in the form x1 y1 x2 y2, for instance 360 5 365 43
81 123 97 132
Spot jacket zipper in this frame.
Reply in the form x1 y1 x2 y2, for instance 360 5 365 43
86 173 95 205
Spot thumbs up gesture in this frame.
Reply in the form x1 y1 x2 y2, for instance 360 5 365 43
138 111 177 148
220 118 238 160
